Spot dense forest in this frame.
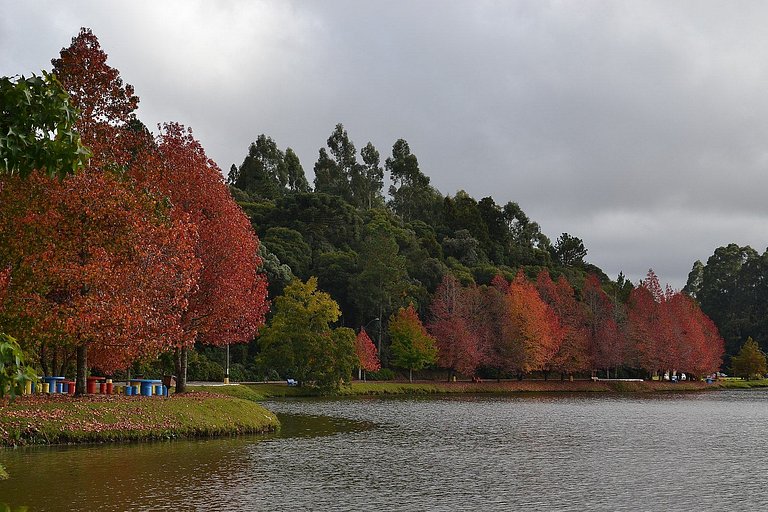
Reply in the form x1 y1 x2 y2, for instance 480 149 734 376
223 122 724 383
0 28 747 390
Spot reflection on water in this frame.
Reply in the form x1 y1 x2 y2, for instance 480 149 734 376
3 390 768 510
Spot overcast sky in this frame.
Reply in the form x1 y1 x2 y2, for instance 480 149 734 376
3 0 767 288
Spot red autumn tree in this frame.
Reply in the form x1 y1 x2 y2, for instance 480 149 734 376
155 123 269 392
536 271 590 379
582 273 626 376
0 267 9 306
0 29 201 394
489 271 561 378
628 270 677 378
51 27 144 170
0 171 198 391
428 274 483 379
355 328 380 379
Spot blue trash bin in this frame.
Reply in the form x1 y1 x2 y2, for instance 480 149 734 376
125 385 133 396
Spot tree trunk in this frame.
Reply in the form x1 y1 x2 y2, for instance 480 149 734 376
517 372 523 381
40 342 49 376
174 345 188 393
75 344 87 396
409 368 413 383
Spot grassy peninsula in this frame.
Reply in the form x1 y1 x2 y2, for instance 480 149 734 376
0 391 278 448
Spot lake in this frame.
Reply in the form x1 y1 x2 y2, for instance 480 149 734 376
2 389 768 510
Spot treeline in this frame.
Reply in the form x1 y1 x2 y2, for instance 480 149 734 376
230 123 622 327
228 124 724 380
685 244 768 361
427 270 722 380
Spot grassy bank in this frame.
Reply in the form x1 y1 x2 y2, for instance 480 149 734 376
713 378 768 389
0 391 279 447
230 379 729 398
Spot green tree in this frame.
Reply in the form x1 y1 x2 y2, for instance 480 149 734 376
357 141 385 209
386 138 441 223
350 217 408 345
682 260 704 299
263 227 312 278
0 72 90 178
730 337 767 380
314 124 356 202
284 147 310 193
388 304 437 382
232 135 287 198
257 277 356 390
552 233 588 267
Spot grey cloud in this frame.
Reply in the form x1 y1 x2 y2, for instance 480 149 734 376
2 0 767 287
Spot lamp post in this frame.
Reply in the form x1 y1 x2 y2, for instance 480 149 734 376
224 343 230 385
360 318 380 380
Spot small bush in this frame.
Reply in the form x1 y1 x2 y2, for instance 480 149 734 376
367 368 395 381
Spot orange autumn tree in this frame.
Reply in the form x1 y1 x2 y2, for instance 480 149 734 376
155 123 269 392
355 328 381 380
499 271 561 378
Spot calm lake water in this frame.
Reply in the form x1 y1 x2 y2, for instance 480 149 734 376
2 389 768 510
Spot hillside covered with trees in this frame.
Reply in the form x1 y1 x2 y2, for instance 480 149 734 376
0 28 733 391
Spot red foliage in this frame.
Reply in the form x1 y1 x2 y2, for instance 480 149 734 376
0 267 9 308
51 27 145 170
355 329 381 373
0 171 199 372
628 269 724 377
536 271 590 375
155 123 269 349
582 274 626 371
489 271 561 375
428 274 484 377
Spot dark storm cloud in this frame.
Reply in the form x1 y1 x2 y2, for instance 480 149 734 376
3 0 768 288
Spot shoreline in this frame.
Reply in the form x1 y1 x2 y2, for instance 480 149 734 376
240 378 767 398
0 391 279 448
2 379 763 449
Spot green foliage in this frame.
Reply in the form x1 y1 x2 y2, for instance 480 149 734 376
187 352 225 382
0 333 36 400
263 227 312 278
695 244 767 357
388 305 438 381
366 368 396 381
552 233 588 267
0 72 90 178
730 337 767 380
257 277 356 390
350 218 409 326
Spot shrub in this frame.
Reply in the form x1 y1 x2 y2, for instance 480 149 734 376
367 368 396 381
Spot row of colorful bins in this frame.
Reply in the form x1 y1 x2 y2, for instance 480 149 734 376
116 384 168 396
24 378 74 395
22 379 168 396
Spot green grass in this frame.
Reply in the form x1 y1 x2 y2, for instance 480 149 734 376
239 379 720 397
187 384 267 401
713 378 768 389
0 391 279 447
